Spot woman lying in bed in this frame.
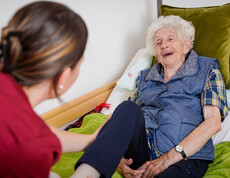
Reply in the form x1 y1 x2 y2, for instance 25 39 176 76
74 15 228 178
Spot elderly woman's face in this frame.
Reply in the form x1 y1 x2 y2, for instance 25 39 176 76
153 26 190 68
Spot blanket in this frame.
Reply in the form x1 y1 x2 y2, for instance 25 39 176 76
203 141 230 177
51 113 122 178
52 113 230 178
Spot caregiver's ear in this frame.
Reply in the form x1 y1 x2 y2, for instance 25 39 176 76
57 67 72 90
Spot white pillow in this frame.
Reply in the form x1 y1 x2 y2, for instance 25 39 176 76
116 48 153 91
212 89 230 144
100 85 131 115
212 111 230 145
101 48 150 114
226 89 230 109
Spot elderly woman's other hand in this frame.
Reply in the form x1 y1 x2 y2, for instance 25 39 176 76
117 158 147 178
142 153 170 178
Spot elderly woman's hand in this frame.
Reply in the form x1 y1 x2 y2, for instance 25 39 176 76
142 153 170 178
117 158 148 178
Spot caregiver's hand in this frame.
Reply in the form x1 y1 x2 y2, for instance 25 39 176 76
142 153 170 178
117 158 147 178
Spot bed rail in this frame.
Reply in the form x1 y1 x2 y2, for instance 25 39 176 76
41 80 117 127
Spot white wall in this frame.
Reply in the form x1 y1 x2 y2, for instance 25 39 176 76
0 0 157 114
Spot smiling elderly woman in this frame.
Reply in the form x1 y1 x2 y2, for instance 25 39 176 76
73 15 228 178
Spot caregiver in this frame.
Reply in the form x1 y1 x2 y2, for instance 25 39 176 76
0 1 105 177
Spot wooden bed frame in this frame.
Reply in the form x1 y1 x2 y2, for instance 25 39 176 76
41 80 117 128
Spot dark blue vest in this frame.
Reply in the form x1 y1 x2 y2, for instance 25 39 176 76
138 50 219 161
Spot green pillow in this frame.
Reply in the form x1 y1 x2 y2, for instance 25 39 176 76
161 3 230 89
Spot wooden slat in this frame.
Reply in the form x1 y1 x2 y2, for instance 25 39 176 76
41 80 117 127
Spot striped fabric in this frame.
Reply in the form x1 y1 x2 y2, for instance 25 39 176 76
201 67 228 120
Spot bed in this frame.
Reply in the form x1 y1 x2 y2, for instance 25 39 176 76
41 1 230 177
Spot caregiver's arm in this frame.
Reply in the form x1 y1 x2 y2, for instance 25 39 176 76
49 125 96 153
48 115 111 153
142 105 221 177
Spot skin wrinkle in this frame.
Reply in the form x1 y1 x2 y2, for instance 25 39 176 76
153 27 190 82
146 16 195 57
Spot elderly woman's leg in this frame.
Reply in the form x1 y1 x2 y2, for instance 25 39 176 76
75 101 150 177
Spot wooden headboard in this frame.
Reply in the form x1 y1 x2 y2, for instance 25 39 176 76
41 80 117 127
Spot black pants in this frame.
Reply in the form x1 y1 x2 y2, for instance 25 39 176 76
75 101 209 178
156 159 210 178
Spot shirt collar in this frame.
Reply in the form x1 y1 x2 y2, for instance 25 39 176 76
145 50 198 82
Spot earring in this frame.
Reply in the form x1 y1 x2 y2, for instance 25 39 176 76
59 84 64 89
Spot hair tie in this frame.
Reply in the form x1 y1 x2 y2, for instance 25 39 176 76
0 43 7 60
0 31 22 71
0 44 4 57
6 31 22 41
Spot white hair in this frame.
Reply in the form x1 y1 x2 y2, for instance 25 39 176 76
146 15 195 56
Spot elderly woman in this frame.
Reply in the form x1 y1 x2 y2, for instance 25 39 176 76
74 15 228 178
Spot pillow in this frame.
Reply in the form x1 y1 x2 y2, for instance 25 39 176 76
212 111 230 145
212 90 230 145
116 48 153 91
100 85 131 115
161 3 230 89
227 89 230 109
101 48 153 114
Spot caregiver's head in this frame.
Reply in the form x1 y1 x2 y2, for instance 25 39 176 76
146 15 195 67
0 1 88 97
